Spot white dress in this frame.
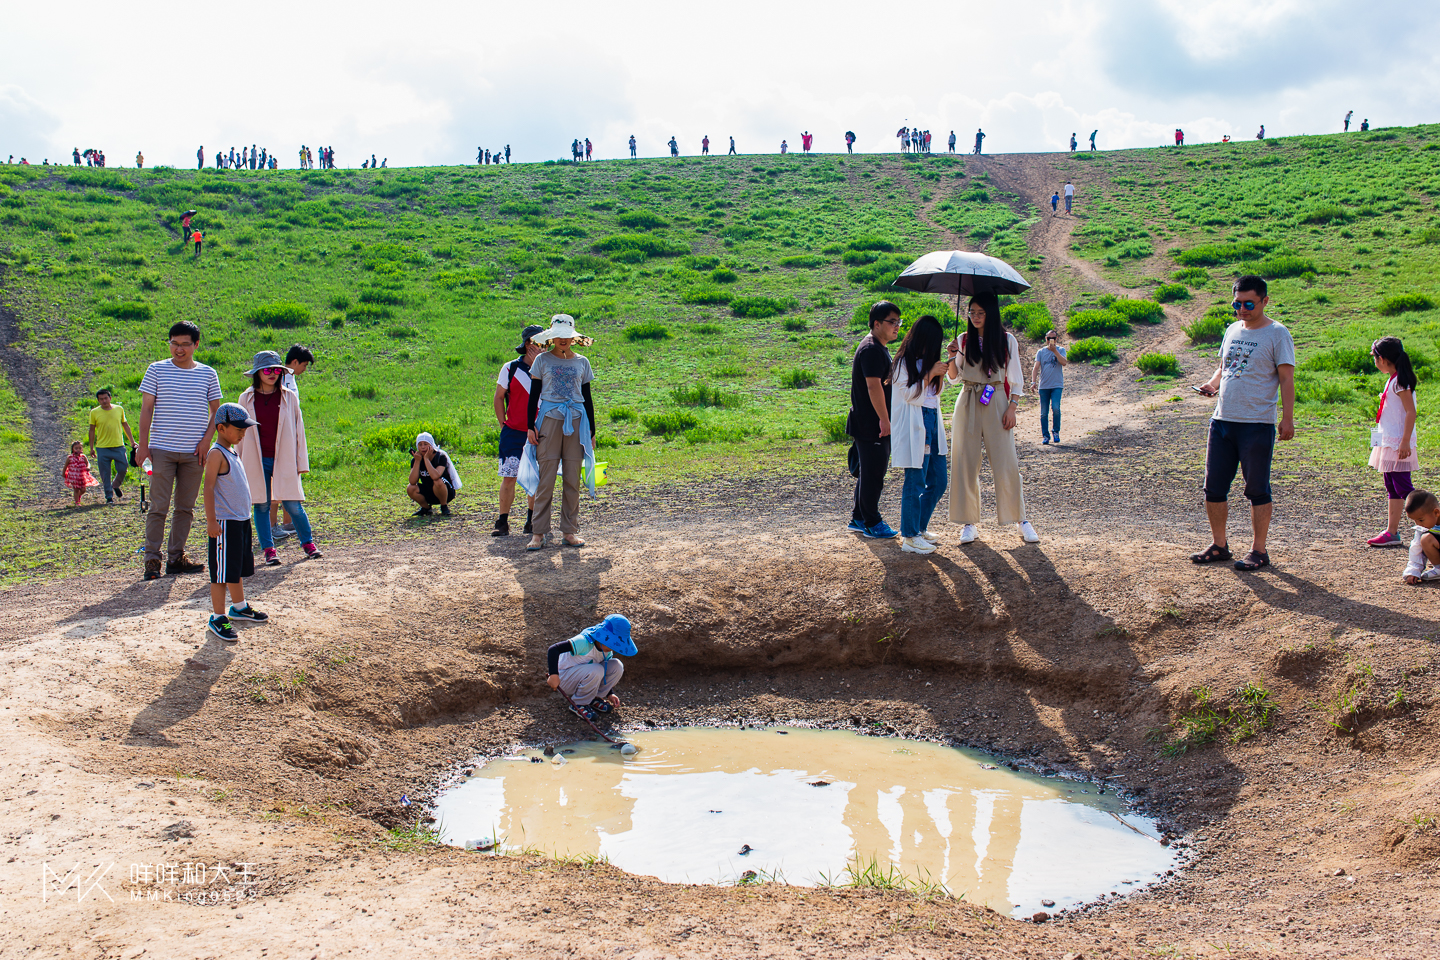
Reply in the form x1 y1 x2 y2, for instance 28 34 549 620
1369 377 1419 473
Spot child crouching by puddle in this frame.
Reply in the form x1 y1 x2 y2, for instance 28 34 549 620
546 615 636 722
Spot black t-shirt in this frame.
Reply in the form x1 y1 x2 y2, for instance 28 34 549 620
413 450 451 484
848 334 892 441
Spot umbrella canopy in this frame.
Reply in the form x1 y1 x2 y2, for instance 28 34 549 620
892 250 1030 298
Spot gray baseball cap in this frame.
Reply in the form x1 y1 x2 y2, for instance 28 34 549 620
214 402 260 428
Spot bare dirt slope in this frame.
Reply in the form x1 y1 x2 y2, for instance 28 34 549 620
3 412 1437 959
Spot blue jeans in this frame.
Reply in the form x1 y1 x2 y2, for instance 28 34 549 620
253 456 314 549
901 407 947 538
1039 387 1062 439
96 446 127 500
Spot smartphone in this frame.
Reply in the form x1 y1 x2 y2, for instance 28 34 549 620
979 384 995 405
1191 386 1209 395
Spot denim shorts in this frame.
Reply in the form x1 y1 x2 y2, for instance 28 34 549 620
1203 419 1275 506
498 425 527 478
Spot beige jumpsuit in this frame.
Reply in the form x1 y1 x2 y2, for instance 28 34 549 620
948 350 1027 525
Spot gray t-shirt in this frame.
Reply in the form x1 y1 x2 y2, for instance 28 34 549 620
1213 319 1296 424
1036 346 1067 390
528 352 593 416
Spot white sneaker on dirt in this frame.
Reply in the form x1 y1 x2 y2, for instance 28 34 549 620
920 530 941 543
1018 521 1040 543
900 536 937 555
959 524 978 544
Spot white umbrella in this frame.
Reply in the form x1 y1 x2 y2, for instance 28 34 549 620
892 250 1031 332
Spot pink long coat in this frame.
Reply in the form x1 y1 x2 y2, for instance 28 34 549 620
236 386 309 504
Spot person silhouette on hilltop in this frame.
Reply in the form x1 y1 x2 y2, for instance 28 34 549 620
973 129 985 154
629 135 637 158
728 136 736 155
668 136 678 157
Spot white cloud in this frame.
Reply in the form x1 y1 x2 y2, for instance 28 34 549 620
0 0 1435 167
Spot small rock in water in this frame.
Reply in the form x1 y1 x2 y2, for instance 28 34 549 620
620 743 638 756
777 731 788 735
1031 911 1050 923
738 844 753 856
463 768 475 777
530 757 543 763
809 781 830 787
543 745 555 756
1041 899 1055 907
740 869 758 881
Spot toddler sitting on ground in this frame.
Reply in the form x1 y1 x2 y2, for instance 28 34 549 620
546 615 636 722
1403 488 1440 585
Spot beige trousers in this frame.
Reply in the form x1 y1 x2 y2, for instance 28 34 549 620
531 419 583 536
145 446 204 563
949 382 1027 525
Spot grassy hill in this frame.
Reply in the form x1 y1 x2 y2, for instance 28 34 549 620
1 125 1438 581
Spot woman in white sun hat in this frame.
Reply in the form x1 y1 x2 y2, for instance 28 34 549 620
519 315 598 550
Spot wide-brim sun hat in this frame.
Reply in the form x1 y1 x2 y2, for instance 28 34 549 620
532 314 594 346
593 614 636 657
244 350 293 376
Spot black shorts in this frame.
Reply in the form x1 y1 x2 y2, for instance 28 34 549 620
418 476 456 504
209 519 254 584
1203 419 1276 506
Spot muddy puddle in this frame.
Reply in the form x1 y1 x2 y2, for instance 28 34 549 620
431 727 1178 915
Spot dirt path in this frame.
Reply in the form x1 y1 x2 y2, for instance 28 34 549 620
0 267 66 497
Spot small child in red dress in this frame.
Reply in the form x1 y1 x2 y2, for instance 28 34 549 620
63 440 99 506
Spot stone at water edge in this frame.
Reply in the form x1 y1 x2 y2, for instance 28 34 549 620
1031 911 1050 923
1041 899 1056 907
620 743 637 756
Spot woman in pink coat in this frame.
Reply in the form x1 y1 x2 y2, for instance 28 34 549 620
236 350 322 565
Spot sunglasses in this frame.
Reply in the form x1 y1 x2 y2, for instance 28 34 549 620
260 367 285 376
1231 300 1258 311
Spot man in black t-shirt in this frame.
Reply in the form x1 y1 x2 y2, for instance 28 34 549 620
848 301 902 538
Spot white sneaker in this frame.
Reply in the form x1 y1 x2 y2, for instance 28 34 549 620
959 524 978 544
901 536 937 555
921 530 941 543
1018 521 1040 543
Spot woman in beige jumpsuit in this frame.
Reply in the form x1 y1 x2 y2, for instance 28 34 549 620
945 293 1040 544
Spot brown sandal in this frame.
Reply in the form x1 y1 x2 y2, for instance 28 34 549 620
1190 544 1232 564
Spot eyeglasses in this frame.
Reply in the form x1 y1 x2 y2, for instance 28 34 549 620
879 318 902 326
260 367 285 376
1231 300 1258 311
167 339 195 348
1045 337 1057 342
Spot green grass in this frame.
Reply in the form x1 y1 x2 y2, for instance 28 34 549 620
1152 283 1190 303
5 128 1440 582
1136 352 1181 377
1066 309 1129 338
1157 683 1276 756
1068 337 1118 364
1378 292 1435 316
1002 302 1054 340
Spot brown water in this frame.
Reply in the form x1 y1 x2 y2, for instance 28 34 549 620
432 727 1177 915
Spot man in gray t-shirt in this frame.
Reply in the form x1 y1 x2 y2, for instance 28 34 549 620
1190 276 1296 571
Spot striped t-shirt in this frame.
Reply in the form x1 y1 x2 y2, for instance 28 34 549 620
139 360 223 453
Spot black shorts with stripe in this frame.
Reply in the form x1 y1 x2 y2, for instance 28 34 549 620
209 518 254 584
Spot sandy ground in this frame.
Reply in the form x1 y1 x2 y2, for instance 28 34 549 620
4 154 1438 959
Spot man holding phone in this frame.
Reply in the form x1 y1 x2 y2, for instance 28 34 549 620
1190 276 1295 571
847 301 902 539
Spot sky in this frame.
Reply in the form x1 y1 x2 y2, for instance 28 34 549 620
2 0 1435 168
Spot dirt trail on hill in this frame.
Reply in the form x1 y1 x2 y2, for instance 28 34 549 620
0 266 65 496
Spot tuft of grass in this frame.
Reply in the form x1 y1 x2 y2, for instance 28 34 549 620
1172 266 1211 283
623 321 671 342
349 383 380 400
1109 299 1167 323
608 406 637 422
1068 337 1118 364
1001 302 1053 340
782 318 809 332
641 410 699 436
246 301 311 329
681 286 732 305
816 854 951 900
1066 309 1129 338
671 384 741 408
778 367 818 389
1152 284 1191 303
778 254 824 268
96 301 154 321
1160 682 1275 756
380 822 444 853
1377 293 1435 316
1252 254 1318 279
1303 347 1376 376
819 414 849 443
1183 311 1229 344
709 267 739 283
1136 352 1181 376
731 296 790 319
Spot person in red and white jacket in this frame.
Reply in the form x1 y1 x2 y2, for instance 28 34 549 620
492 324 545 536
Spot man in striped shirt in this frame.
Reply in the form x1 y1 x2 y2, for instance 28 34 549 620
137 321 223 581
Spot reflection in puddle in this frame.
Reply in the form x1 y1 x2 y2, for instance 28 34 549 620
431 727 1177 915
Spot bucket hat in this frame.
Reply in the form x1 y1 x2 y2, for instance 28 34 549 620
244 350 293 376
531 314 593 345
588 614 636 657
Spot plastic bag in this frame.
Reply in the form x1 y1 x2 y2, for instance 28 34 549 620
516 443 540 498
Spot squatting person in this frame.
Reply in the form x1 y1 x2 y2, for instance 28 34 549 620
546 615 636 722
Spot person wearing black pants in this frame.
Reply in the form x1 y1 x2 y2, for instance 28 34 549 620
847 301 902 539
